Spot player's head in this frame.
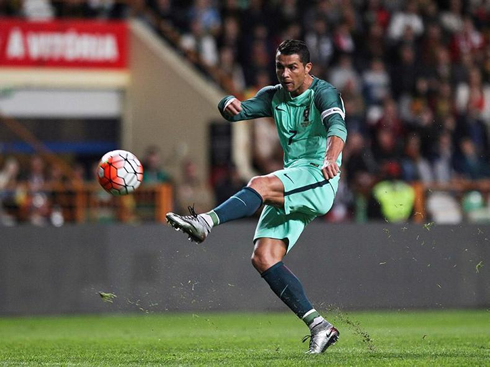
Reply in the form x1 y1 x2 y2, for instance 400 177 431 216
275 40 312 96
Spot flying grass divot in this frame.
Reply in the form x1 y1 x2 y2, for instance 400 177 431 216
98 292 117 303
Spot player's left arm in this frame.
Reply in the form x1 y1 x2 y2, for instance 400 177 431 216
217 86 276 122
322 136 344 179
314 86 348 180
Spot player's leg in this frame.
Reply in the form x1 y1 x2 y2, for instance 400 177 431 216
253 208 339 353
252 238 339 353
166 173 284 242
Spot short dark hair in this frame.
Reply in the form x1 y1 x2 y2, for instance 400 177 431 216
277 40 310 65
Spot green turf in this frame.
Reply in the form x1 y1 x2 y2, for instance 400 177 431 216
0 310 489 366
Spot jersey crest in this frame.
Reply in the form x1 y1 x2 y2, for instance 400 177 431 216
301 106 312 128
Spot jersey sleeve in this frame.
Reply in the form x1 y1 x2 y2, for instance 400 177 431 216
218 86 277 122
314 86 348 142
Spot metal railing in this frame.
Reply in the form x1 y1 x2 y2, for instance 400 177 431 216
1 183 173 225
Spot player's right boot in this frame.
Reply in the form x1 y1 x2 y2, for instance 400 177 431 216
303 322 340 354
166 206 212 243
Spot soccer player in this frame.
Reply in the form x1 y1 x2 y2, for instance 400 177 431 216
166 39 347 354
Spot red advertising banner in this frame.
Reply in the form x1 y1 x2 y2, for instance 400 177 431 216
0 19 128 69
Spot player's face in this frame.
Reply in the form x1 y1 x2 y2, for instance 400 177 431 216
275 52 312 96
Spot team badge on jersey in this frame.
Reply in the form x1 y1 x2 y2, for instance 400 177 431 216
301 106 312 127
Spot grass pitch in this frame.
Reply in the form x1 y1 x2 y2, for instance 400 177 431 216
0 310 488 366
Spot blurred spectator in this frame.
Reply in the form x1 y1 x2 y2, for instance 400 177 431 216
46 162 66 191
420 0 439 26
430 45 453 85
374 97 404 139
244 69 272 99
455 67 490 122
399 76 430 126
343 132 378 223
368 161 415 222
217 16 242 55
391 44 418 100
70 163 87 189
279 22 302 44
432 132 455 183
276 0 299 31
419 22 444 68
371 128 401 166
450 16 484 62
180 18 219 66
341 78 366 133
303 0 342 33
0 157 20 191
401 134 434 183
333 22 355 55
214 164 246 205
387 0 424 41
243 39 273 87
253 117 283 175
327 178 354 223
22 0 54 19
25 155 49 226
188 0 221 36
343 131 378 184
359 21 387 62
0 157 21 226
362 58 391 107
361 0 390 30
176 159 214 213
329 54 361 94
454 137 490 179
439 0 464 35
305 17 334 77
217 46 246 94
142 146 172 185
432 81 454 120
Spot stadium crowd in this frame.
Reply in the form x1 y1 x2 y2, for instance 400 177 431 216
1 0 490 224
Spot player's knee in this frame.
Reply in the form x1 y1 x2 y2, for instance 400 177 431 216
247 176 269 199
251 249 275 273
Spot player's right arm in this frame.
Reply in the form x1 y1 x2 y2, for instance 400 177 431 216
218 85 277 122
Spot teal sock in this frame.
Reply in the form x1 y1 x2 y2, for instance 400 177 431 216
261 262 315 319
213 187 263 225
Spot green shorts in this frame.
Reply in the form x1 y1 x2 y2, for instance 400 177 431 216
254 165 338 252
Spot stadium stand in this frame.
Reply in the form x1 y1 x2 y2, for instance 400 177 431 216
0 0 489 224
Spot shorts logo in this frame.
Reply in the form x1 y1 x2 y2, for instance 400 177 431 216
301 107 311 127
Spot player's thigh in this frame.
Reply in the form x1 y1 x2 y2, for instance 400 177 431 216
273 166 337 216
254 205 315 253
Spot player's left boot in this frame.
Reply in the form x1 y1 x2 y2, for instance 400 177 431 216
303 322 340 354
166 206 212 243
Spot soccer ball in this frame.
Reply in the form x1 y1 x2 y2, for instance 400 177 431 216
97 150 143 196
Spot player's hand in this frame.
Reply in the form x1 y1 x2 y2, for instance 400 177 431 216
224 98 242 116
322 158 340 180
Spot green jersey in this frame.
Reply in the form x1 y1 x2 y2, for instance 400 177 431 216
218 77 347 169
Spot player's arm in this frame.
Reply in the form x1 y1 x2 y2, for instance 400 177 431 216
314 86 348 180
218 86 276 122
323 136 345 179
